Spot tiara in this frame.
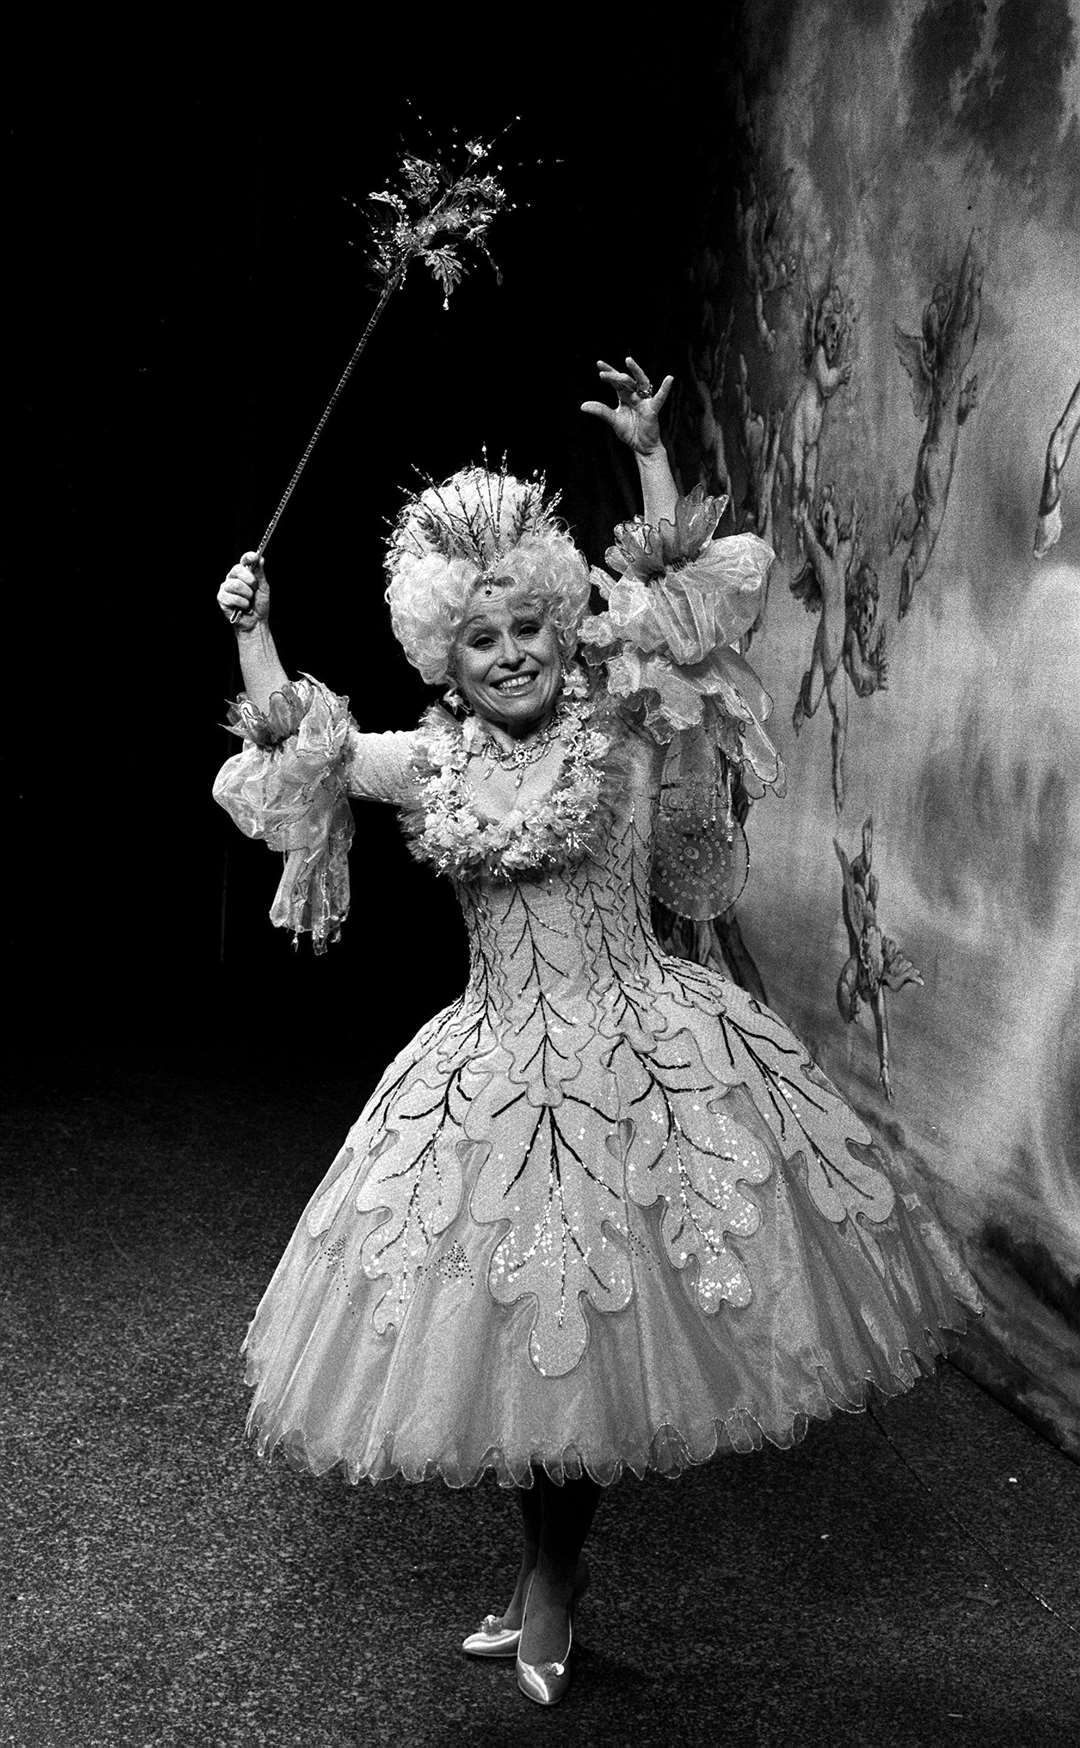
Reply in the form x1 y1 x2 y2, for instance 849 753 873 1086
387 455 564 570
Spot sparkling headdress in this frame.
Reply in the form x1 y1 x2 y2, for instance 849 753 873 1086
384 462 594 685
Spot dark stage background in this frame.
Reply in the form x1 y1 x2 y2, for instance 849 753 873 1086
8 48 733 1069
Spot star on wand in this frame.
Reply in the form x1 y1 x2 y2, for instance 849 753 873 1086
230 129 515 620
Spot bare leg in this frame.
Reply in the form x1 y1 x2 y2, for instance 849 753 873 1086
518 1470 601 1665
794 650 826 734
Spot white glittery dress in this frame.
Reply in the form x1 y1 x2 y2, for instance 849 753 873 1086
214 625 980 1485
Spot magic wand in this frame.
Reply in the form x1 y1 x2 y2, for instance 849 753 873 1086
230 129 515 620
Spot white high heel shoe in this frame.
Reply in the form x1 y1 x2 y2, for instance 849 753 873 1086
460 1613 521 1659
461 1556 589 1663
515 1572 579 1708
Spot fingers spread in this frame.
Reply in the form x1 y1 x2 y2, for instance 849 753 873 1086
597 359 637 393
590 356 672 421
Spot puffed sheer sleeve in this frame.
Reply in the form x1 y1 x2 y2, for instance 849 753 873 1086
578 489 784 920
579 488 783 793
213 674 422 951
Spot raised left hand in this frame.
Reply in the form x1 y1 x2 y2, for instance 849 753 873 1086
581 356 673 456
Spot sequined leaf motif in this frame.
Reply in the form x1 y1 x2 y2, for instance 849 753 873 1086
470 1086 631 1378
715 980 895 1226
345 998 496 1334
354 1110 468 1336
604 1028 772 1311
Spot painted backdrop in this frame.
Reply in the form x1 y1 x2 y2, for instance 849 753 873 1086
663 0 1080 1456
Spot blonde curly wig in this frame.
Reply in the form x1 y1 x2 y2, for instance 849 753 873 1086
384 466 593 685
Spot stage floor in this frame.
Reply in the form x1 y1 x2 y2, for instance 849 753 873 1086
5 1050 1079 1746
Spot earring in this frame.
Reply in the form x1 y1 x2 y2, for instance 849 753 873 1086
443 685 467 715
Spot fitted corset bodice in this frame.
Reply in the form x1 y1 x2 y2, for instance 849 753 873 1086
457 728 666 1028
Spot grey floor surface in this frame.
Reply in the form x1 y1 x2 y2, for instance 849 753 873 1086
4 1051 1080 1747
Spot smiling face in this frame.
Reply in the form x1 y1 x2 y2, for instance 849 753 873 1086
453 583 562 736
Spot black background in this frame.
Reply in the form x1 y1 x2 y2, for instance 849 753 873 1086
8 39 741 1062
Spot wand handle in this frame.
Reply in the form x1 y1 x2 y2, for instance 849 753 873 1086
229 273 401 623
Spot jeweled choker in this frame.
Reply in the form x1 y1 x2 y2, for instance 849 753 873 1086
476 711 562 785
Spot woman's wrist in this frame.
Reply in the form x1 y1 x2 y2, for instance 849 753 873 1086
635 445 678 526
234 619 290 710
235 617 273 646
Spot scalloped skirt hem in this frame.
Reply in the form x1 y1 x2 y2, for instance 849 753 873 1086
240 1309 973 1491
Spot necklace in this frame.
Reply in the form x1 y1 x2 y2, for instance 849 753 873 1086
477 712 561 786
402 694 613 883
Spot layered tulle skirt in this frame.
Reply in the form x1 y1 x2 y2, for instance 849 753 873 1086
241 970 980 1488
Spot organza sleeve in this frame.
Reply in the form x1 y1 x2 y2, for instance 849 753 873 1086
577 488 784 798
213 674 422 951
578 490 785 923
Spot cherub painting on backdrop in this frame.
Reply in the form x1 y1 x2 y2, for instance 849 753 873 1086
790 273 857 524
891 233 982 618
834 818 923 1103
790 487 888 814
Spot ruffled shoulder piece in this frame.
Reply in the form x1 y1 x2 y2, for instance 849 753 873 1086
578 487 784 800
214 675 354 952
398 677 620 884
223 673 351 756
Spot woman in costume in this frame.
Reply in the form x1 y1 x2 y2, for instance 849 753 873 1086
214 358 979 1708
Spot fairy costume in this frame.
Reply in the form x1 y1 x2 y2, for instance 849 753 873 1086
214 489 979 1487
